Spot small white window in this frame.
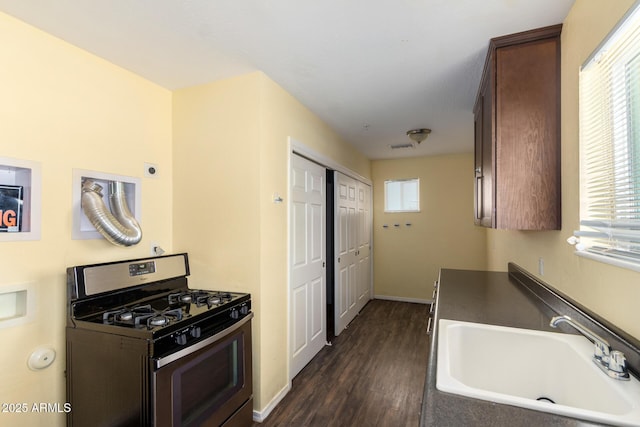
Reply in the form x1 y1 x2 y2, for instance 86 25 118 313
384 179 420 212
575 2 640 271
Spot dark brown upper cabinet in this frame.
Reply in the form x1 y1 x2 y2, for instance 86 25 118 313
474 25 562 230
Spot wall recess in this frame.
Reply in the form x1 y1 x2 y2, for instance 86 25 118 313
0 156 42 242
0 283 35 329
72 169 141 242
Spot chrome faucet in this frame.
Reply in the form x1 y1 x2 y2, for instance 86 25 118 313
550 315 629 380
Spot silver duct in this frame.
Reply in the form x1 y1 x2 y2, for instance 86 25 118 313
81 179 143 247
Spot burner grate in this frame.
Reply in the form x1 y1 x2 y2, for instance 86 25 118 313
167 290 233 308
134 308 183 328
103 305 183 329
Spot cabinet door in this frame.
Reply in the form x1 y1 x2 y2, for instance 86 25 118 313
474 105 483 225
474 25 561 230
495 36 560 230
474 71 494 228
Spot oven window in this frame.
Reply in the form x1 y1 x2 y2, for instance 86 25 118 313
174 333 244 426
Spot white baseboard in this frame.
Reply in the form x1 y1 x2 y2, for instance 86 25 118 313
252 381 291 422
374 295 432 305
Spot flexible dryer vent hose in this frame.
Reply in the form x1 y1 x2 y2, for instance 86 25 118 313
81 179 143 247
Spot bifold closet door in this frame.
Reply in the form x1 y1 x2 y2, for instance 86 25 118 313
290 154 326 378
334 172 371 335
356 183 371 314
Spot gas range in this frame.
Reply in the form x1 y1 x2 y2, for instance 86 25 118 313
65 253 254 426
67 253 251 357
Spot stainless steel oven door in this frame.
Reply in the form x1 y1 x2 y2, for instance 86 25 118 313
153 314 253 427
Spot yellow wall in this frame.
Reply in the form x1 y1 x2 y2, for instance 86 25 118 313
486 0 640 340
0 12 173 427
372 154 487 299
172 71 370 413
257 73 370 409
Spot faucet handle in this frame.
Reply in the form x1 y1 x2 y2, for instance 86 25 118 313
609 350 628 375
594 341 610 361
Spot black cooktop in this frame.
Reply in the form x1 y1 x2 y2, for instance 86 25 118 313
70 286 250 338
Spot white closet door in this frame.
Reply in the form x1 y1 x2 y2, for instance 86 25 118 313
356 182 371 313
290 154 326 378
334 172 359 335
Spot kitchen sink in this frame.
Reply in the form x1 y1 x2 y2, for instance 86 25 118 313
436 319 640 426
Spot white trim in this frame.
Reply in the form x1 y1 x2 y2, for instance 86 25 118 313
286 146 292 383
374 295 431 305
575 250 640 274
290 138 372 185
252 381 291 422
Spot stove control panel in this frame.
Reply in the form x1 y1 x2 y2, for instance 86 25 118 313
172 325 201 346
129 261 156 276
152 297 252 357
168 303 251 347
175 333 187 346
230 302 250 320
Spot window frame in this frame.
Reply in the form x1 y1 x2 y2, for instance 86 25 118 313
383 178 420 213
575 0 640 272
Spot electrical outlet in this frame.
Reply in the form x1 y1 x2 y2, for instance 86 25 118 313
538 257 544 276
150 242 165 256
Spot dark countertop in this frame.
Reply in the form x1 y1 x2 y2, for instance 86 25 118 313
420 268 614 427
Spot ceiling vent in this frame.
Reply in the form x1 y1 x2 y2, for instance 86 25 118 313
389 143 415 150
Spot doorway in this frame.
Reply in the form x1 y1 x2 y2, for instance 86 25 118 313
289 144 373 379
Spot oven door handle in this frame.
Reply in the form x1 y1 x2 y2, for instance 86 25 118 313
153 312 253 370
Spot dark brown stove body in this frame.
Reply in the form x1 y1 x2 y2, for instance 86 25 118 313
66 253 253 427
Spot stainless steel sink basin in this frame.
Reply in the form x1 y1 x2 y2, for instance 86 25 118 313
436 319 640 426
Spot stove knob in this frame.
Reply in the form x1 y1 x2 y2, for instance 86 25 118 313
230 309 239 320
240 305 249 315
175 334 187 346
190 326 201 339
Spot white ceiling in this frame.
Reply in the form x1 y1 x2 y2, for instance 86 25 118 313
0 0 575 159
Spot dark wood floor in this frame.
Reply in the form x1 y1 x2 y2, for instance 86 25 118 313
255 299 430 426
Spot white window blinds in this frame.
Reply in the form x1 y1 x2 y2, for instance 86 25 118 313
384 179 420 212
576 1 640 269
